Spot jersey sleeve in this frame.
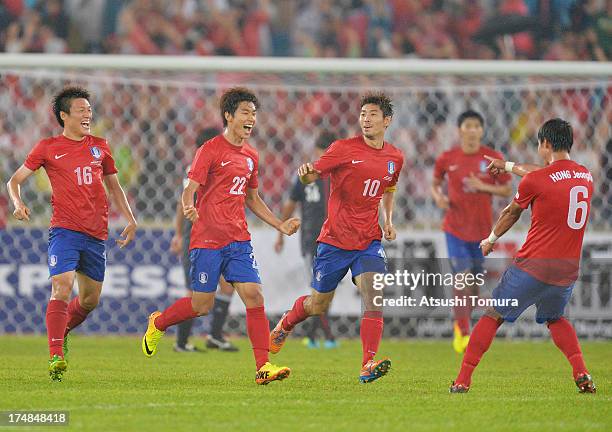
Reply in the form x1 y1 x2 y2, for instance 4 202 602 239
313 140 345 178
247 154 259 189
188 144 214 185
289 177 305 202
514 173 537 209
102 142 119 176
23 139 47 171
385 153 404 192
433 152 447 181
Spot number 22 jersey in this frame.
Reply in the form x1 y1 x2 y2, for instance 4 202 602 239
188 134 259 250
313 135 404 251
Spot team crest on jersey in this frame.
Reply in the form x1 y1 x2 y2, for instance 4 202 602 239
387 161 395 175
90 147 102 159
246 157 254 172
49 255 58 267
199 272 208 284
480 160 488 173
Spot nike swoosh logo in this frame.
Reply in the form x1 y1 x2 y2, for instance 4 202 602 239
143 337 153 355
352 160 364 164
55 154 68 160
51 338 62 342
221 161 231 167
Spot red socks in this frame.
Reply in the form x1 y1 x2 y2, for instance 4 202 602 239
361 310 383 366
64 297 90 336
453 288 471 335
281 295 309 331
154 297 199 331
46 300 68 358
455 315 501 386
548 317 588 379
246 306 270 370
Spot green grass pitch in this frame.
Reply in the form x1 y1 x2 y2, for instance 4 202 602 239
1 335 610 432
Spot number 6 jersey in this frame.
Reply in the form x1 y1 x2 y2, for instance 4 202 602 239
513 159 593 286
188 134 259 249
313 135 404 251
24 135 118 240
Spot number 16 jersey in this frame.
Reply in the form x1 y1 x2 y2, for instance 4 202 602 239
188 134 259 250
313 135 404 251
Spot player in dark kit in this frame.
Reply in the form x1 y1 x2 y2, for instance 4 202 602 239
142 87 300 385
275 131 337 349
7 87 137 381
270 93 404 383
431 110 512 353
450 118 596 394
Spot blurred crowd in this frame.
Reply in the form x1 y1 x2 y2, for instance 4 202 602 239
0 0 610 60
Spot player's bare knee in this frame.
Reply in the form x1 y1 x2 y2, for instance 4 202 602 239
50 283 71 302
191 296 214 316
310 296 331 315
79 294 99 311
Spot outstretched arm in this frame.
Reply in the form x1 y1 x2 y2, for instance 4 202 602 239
7 165 35 221
245 188 300 235
485 155 541 178
104 174 138 248
480 201 524 256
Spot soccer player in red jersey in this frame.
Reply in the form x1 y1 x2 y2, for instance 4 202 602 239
450 118 596 394
6 87 137 381
269 93 404 383
141 87 300 385
431 110 512 353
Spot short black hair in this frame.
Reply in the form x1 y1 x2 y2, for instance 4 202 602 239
315 131 337 150
360 92 393 118
457 109 484 127
538 118 573 152
196 127 221 148
220 87 259 127
52 86 90 127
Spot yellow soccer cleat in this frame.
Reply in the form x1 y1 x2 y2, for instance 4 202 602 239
255 362 291 385
452 322 470 354
142 311 164 357
48 355 68 382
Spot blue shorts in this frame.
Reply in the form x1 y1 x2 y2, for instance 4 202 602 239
312 240 387 293
445 231 484 274
189 241 261 293
492 265 574 324
48 227 106 282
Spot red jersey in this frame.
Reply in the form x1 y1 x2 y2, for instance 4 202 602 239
188 134 259 249
313 136 404 250
433 145 511 242
514 159 593 286
24 134 118 240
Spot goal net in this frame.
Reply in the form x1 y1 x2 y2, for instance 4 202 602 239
0 57 610 338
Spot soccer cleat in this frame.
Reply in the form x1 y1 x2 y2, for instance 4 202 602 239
359 358 391 383
48 355 67 382
255 362 291 385
452 322 470 354
173 343 204 353
142 311 164 357
206 335 239 352
302 337 320 349
270 313 292 354
324 339 339 349
62 333 70 360
449 381 470 393
575 373 596 393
